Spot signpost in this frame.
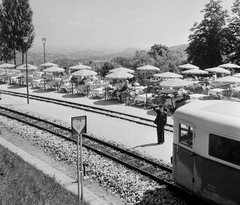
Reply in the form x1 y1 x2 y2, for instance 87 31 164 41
71 116 87 203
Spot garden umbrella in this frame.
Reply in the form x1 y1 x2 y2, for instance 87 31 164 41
136 65 160 71
39 62 58 67
105 71 133 79
219 63 240 69
72 69 97 77
205 67 231 74
182 69 208 74
159 89 177 94
69 64 92 70
212 76 240 97
0 63 15 69
178 63 199 70
71 69 98 96
212 76 240 84
232 86 240 92
154 72 182 78
16 64 38 71
42 66 65 73
0 63 16 75
160 79 194 89
136 65 160 107
233 73 240 78
109 67 134 73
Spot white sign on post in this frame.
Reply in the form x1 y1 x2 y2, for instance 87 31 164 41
71 116 87 203
72 116 87 136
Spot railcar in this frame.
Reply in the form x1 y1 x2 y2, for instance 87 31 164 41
172 100 240 205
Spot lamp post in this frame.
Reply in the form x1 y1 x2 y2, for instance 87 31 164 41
42 38 47 63
23 36 29 104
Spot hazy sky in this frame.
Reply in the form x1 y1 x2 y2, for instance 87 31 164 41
29 0 235 52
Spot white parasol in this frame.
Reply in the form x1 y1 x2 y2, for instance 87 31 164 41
205 67 231 74
42 66 65 73
212 76 240 84
136 65 160 71
69 64 92 70
16 64 38 71
219 63 240 69
233 73 240 78
0 63 16 75
39 62 58 67
178 63 199 70
72 69 97 77
154 72 182 78
0 63 16 69
232 86 240 93
160 79 194 89
182 69 208 75
105 71 133 79
109 67 134 73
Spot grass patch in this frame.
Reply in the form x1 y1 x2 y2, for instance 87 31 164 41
0 144 89 205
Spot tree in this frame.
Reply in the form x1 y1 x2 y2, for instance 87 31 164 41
232 0 240 16
131 50 155 69
99 62 114 77
112 56 132 69
0 0 35 64
147 44 186 72
0 41 14 62
222 0 240 64
186 0 228 68
148 44 170 60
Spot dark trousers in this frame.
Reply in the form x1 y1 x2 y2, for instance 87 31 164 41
157 125 164 143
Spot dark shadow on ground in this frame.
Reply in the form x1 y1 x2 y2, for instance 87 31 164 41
129 104 145 109
32 89 56 93
7 85 25 89
146 109 156 116
136 186 205 205
93 99 122 106
133 143 158 148
61 93 86 98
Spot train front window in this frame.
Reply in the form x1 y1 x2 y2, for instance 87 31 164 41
209 134 240 166
179 124 193 148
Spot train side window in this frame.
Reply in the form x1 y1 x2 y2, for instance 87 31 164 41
179 124 193 148
209 134 240 166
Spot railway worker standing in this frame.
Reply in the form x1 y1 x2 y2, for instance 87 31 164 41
153 105 167 144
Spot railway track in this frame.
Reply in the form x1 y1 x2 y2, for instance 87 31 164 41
0 90 174 132
0 106 175 185
0 94 207 204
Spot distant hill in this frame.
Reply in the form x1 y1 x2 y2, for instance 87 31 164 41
169 44 188 54
119 44 189 57
21 44 189 66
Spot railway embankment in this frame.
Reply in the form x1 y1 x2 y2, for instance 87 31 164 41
0 136 108 205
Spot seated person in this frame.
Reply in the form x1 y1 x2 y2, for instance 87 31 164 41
117 80 130 101
133 79 140 87
78 77 87 85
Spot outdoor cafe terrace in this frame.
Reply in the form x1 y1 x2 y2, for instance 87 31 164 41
0 62 240 115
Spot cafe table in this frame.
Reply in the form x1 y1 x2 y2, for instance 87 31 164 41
133 93 153 104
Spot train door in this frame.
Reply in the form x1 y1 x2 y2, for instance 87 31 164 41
175 120 195 192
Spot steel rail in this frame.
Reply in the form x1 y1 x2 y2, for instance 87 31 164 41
0 101 207 204
0 106 174 186
0 90 174 132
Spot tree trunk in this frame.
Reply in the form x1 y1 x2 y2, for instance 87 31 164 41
13 49 16 66
22 51 24 64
